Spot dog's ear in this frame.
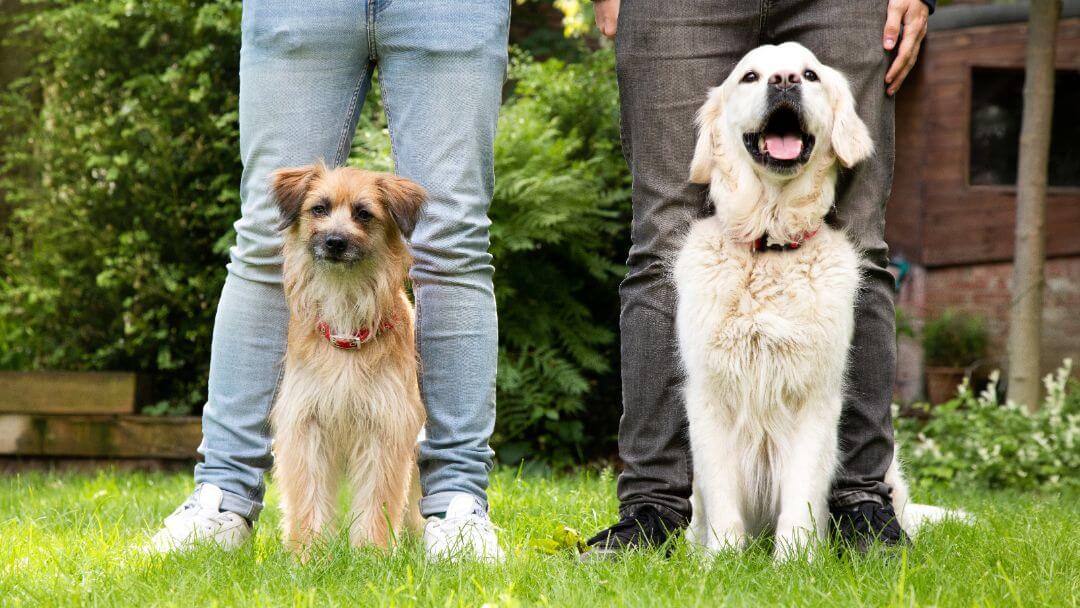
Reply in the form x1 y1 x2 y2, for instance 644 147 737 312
821 66 874 168
689 87 724 184
271 163 323 231
378 175 427 239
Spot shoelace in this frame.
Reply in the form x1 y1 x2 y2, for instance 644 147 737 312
435 513 502 534
593 507 670 546
172 501 236 528
842 503 904 540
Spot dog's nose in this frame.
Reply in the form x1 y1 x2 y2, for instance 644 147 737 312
769 71 801 90
324 234 348 253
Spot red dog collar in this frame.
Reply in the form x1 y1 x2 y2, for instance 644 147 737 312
317 319 395 350
750 229 818 253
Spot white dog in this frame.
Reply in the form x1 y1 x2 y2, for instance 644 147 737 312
676 43 957 560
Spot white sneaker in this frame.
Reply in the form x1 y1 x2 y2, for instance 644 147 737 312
145 484 251 554
423 494 504 562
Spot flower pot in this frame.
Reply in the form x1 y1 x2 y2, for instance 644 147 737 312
925 366 967 405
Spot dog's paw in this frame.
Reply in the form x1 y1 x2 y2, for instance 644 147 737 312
699 527 747 556
772 526 820 563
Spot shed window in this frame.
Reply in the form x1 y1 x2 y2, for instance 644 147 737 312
969 67 1080 187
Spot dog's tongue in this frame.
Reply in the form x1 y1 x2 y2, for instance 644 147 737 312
764 134 803 160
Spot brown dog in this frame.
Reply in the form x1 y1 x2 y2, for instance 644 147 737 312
269 163 426 554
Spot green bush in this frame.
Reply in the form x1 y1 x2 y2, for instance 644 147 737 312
897 360 1080 491
922 309 989 368
1 1 628 459
491 50 629 462
0 0 243 412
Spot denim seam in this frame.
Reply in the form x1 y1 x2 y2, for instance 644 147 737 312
379 71 402 172
334 62 371 167
366 0 378 62
378 67 418 396
757 0 770 43
413 297 427 442
246 359 287 514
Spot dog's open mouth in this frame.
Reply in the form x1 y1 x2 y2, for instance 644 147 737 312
743 104 815 173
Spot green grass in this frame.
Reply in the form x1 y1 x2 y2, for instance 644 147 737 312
1 468 1076 607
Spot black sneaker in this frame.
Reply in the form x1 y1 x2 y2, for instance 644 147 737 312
830 500 912 555
580 504 686 561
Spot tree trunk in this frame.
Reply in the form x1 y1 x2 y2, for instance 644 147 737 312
1006 0 1060 412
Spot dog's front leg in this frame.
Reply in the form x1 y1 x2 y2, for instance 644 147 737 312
273 421 339 557
687 408 746 555
345 438 414 549
686 486 709 546
773 402 840 561
694 457 745 554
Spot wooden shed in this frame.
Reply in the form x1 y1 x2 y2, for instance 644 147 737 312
888 1 1080 398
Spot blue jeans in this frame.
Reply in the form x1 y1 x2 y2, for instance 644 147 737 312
194 0 510 520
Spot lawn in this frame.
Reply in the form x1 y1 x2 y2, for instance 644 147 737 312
0 468 1076 607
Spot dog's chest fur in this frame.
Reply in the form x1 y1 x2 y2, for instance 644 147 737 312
676 219 861 530
676 220 861 420
274 264 423 444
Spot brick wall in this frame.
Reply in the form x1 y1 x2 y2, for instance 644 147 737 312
885 10 1080 398
886 19 1080 268
899 256 1080 374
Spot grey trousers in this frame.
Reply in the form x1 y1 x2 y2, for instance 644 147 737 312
615 0 897 520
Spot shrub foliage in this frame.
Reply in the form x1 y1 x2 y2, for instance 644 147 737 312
921 309 989 368
1 2 628 458
0 1 243 412
897 360 1080 491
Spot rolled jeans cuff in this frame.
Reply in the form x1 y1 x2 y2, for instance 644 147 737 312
420 491 489 518
216 486 263 522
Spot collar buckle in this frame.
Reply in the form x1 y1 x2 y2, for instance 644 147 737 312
317 319 394 350
750 229 819 253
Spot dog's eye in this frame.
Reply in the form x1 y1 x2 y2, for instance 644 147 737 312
740 70 759 83
803 69 819 82
310 204 329 217
353 207 373 223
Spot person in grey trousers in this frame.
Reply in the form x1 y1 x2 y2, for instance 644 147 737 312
584 0 932 557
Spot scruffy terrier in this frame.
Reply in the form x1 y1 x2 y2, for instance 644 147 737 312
269 163 426 553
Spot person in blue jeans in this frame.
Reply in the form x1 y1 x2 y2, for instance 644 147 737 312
148 0 510 561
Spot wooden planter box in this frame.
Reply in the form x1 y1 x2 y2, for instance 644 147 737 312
0 371 201 461
0 414 201 459
0 371 137 414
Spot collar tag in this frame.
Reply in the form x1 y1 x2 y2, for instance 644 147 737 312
316 319 394 350
751 229 819 253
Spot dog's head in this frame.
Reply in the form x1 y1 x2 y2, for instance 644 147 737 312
271 163 426 266
689 42 873 183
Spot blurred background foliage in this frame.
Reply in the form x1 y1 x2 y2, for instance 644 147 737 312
0 0 245 415
0 0 626 462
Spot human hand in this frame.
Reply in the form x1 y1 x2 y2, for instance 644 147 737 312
884 0 929 96
594 0 620 40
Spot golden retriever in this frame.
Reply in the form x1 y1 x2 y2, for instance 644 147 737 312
677 43 961 560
